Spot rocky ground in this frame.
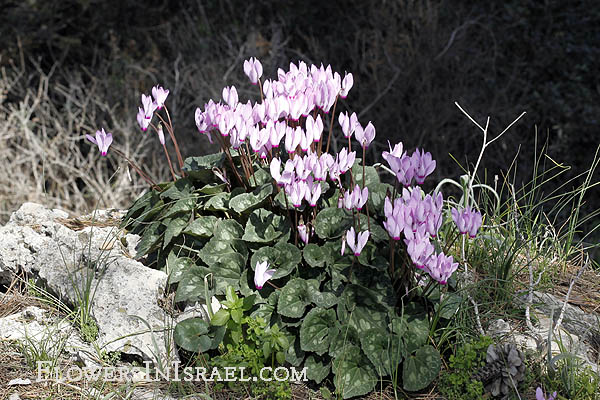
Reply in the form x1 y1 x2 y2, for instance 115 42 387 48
0 203 598 399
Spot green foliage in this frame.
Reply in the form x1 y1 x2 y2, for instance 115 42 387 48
120 147 451 398
209 308 292 400
438 336 493 400
543 335 600 400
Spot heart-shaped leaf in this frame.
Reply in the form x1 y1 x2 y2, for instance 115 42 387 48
403 313 430 354
175 264 210 303
203 192 231 211
286 336 305 366
278 278 310 318
230 184 272 214
305 354 331 384
360 328 405 376
250 243 301 281
213 219 244 241
351 164 380 187
314 207 352 239
183 215 219 238
166 252 194 284
242 208 290 243
328 324 359 359
338 284 390 335
163 216 188 248
332 345 377 399
300 307 337 356
303 243 332 268
402 345 441 392
173 318 209 352
183 153 225 182
160 178 194 201
161 197 196 218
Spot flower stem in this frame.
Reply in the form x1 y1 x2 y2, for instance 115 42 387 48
156 108 185 175
112 148 159 189
324 95 339 155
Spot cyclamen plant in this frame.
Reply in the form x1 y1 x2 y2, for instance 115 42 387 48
92 58 488 398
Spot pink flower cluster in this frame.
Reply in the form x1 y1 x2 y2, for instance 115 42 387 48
384 188 443 240
194 60 356 151
136 85 169 134
383 188 457 284
382 142 436 186
451 206 483 238
340 184 369 211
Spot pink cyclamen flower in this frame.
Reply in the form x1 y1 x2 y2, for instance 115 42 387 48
157 125 165 145
340 72 353 98
137 107 150 131
451 207 483 238
222 86 239 108
254 261 276 290
141 94 157 119
536 387 557 400
426 252 459 285
382 141 404 173
86 128 113 156
413 149 436 184
298 223 313 244
345 227 370 256
287 181 306 207
306 180 322 207
395 155 415 186
244 57 263 85
151 85 169 109
354 121 375 149
338 111 352 138
405 230 434 269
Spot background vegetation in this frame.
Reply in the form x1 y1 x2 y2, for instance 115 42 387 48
1 0 598 257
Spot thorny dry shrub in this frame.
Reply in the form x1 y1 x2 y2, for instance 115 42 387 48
0 0 598 249
0 59 168 220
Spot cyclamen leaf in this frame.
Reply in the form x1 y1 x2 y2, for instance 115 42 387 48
285 336 305 366
351 163 381 187
242 208 290 243
203 192 230 211
328 324 359 359
166 252 194 285
332 345 377 399
183 153 225 182
250 243 300 281
403 312 430 354
402 345 441 392
175 263 211 303
213 219 244 241
277 278 310 318
159 178 194 200
360 328 405 376
314 207 352 239
198 182 227 194
121 191 152 229
300 308 337 356
173 318 210 352
183 215 219 238
136 221 162 257
229 184 272 214
163 216 188 249
305 354 331 384
161 197 196 219
303 243 331 268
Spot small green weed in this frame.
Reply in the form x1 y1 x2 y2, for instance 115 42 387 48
438 335 493 400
